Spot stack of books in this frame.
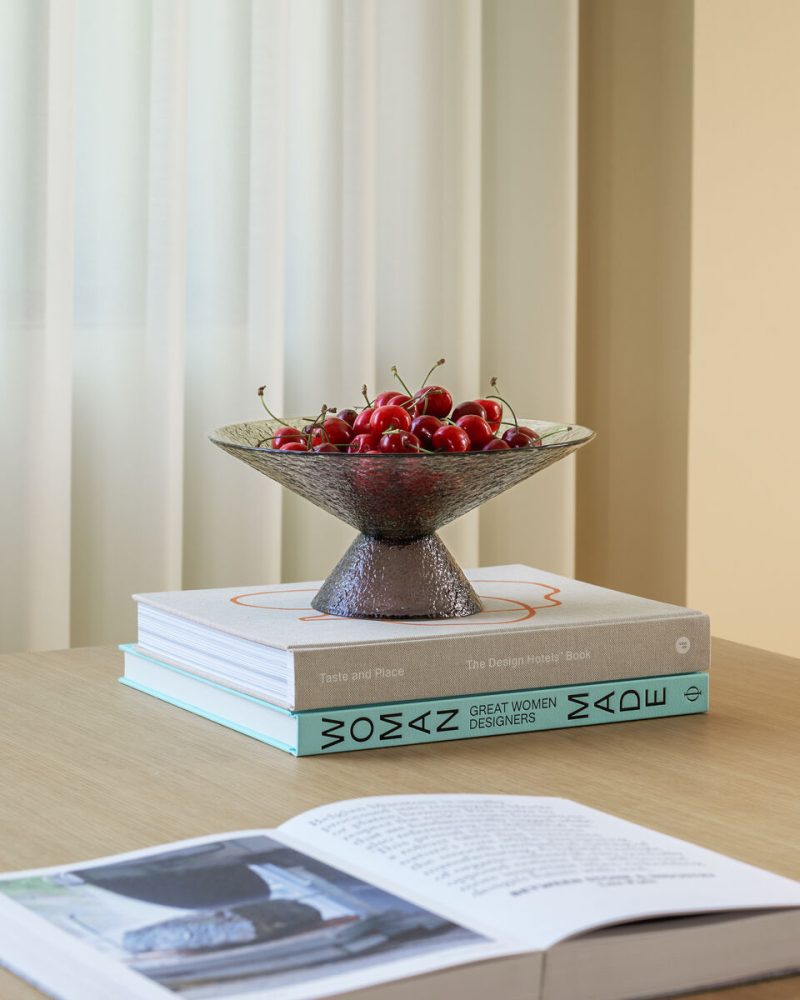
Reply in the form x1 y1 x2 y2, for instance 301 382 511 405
120 564 710 755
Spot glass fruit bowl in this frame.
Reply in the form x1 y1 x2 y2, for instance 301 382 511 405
210 418 595 619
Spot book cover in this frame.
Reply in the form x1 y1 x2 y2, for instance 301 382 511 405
119 645 709 756
134 565 710 710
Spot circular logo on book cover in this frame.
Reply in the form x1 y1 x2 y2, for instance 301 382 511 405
675 636 691 655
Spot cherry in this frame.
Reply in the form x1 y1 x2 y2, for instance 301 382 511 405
370 404 412 434
475 398 502 433
311 417 353 448
412 358 451 418
502 428 536 449
271 426 305 449
456 414 494 449
483 437 511 451
313 442 339 453
349 432 381 453
410 414 443 449
412 385 453 419
280 440 308 451
501 425 542 447
337 408 358 426
379 431 422 453
353 408 375 433
374 390 400 407
451 400 487 422
387 393 413 408
432 424 471 453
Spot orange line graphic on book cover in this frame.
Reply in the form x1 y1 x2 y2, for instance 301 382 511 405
230 581 562 627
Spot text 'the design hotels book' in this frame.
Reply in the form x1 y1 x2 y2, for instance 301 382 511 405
133 565 710 710
119 644 709 755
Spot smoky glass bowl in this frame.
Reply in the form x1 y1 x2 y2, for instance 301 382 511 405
210 418 594 620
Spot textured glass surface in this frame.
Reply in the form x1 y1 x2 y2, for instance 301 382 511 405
210 419 595 540
210 418 595 618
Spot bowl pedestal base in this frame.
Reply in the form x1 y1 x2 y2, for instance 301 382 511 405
310 532 482 620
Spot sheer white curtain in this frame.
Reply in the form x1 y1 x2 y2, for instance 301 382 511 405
0 0 577 653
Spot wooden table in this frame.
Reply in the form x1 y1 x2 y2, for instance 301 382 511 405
1 638 798 998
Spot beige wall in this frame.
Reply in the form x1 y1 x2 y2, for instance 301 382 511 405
578 0 800 658
688 0 800 657
576 0 694 605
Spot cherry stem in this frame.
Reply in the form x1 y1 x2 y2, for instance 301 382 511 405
420 358 446 390
306 405 331 446
255 433 282 448
257 386 294 428
537 425 573 442
361 384 373 407
391 365 414 397
408 385 433 412
487 377 517 429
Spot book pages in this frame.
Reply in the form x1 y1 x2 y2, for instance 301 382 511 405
278 795 800 950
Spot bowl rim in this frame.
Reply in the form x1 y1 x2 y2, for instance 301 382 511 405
209 418 596 456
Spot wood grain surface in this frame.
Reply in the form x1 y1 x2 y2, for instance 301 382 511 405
1 638 798 998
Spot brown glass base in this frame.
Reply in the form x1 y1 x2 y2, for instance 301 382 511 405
311 532 482 619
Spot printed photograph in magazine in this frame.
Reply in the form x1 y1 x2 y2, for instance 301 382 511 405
0 834 486 997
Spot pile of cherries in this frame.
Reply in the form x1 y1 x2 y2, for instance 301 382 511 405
258 360 563 455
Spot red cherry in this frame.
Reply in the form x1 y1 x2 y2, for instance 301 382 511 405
410 414 443 449
412 385 452 419
379 431 422 453
456 414 494 449
370 404 412 434
337 408 358 426
348 432 381 453
279 440 308 451
502 429 536 448
313 442 339 453
483 437 511 451
451 400 487 422
271 426 305 449
475 398 502 433
374 390 400 407
311 417 353 448
353 408 375 433
386 393 412 408
502 425 542 447
432 425 471 453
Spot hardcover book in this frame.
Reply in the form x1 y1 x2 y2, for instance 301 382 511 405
0 796 798 1000
120 644 709 755
133 565 710 710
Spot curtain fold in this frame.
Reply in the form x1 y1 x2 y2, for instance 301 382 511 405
0 0 577 653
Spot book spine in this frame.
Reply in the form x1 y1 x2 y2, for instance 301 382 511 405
291 613 710 710
295 672 709 755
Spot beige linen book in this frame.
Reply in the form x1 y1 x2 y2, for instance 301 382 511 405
134 565 709 711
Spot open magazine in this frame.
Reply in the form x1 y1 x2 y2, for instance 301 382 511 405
1 796 798 1000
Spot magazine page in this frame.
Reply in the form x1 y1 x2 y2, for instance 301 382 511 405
277 795 800 951
0 828 512 1000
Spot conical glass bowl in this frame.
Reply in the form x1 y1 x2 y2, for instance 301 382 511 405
210 418 594 619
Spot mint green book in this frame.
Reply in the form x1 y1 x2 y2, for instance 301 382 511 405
119 644 708 756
